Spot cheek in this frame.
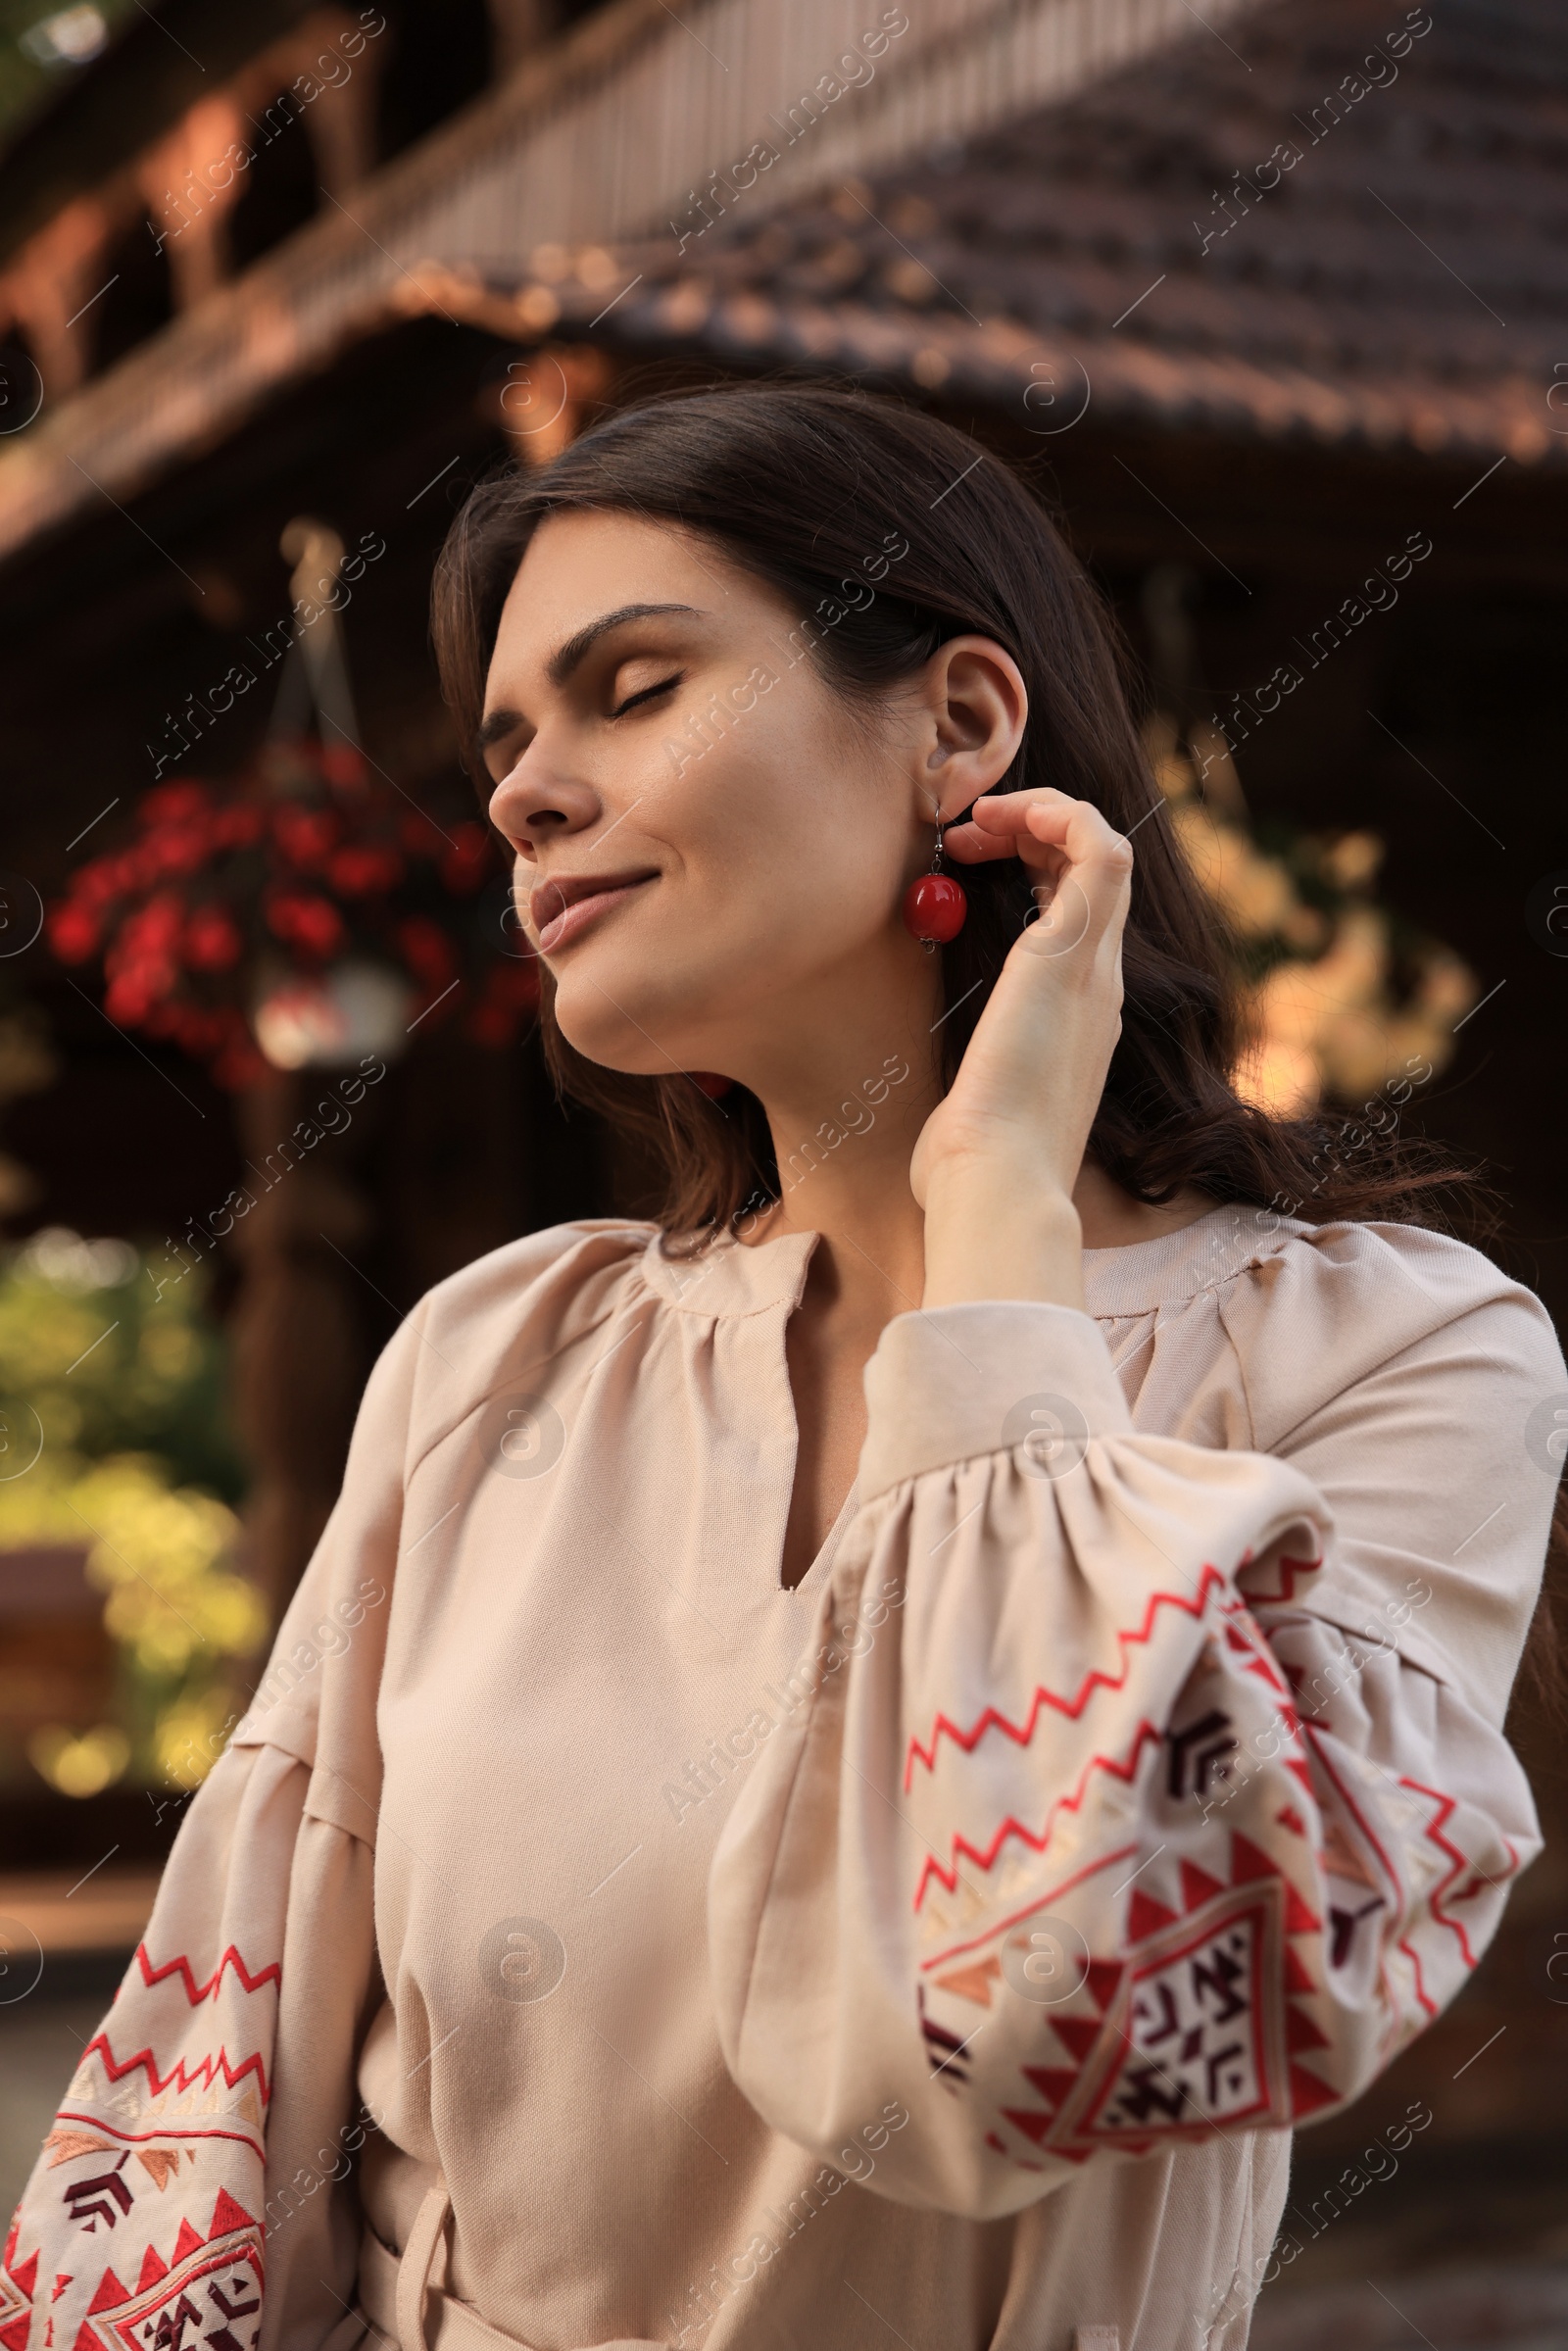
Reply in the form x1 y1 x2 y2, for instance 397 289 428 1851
696 680 905 921
550 690 901 1064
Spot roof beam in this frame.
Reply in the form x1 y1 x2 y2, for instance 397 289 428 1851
0 0 1262 568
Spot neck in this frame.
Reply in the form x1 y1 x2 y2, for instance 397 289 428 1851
752 1045 937 1317
739 1023 1213 1320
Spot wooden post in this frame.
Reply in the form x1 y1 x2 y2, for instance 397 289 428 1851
225 1070 374 1627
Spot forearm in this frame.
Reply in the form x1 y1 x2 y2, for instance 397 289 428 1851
919 1158 1085 1312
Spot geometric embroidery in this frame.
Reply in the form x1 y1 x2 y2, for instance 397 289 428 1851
1165 1707 1239 1801
65 2033 271 2126
2 1923 283 2351
1328 1895 1386 1969
932 1956 1003 2009
132 2154 189 2194
982 1827 1333 2165
903 1563 1235 1789
917 1984 977 2089
65 2156 135 2233
130 1949 278 2009
78 2192 263 2351
43 2135 117 2173
0 2226 38 2351
1089 1902 1268 2133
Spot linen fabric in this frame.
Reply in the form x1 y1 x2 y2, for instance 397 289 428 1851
7 1204 1560 2351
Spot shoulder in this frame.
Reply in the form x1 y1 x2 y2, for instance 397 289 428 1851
418 1215 658 1342
231 1222 660 1764
363 1217 660 1469
1215 1213 1564 1449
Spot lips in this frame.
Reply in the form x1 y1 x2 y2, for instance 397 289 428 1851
529 867 659 955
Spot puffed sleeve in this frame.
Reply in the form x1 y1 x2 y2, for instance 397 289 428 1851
3 1305 427 2351
707 1248 1561 2221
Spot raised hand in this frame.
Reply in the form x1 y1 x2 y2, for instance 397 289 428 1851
910 788 1133 1312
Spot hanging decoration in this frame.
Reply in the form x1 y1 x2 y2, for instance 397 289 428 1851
47 518 536 1087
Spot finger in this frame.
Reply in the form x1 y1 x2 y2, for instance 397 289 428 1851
1019 840 1132 966
1006 803 1133 963
1012 792 1126 854
950 792 1132 879
971 785 1092 822
967 786 1075 838
1028 800 1135 891
943 819 1023 864
946 787 1080 865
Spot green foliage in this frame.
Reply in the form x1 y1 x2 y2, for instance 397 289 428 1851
0 1225 247 1501
0 1448 261 1674
0 1227 256 1792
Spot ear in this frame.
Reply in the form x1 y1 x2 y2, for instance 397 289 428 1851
912 635 1029 824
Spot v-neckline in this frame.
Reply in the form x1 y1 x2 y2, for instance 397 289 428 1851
782 1473 860 1600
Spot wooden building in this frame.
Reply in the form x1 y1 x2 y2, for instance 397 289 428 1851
0 0 1563 2254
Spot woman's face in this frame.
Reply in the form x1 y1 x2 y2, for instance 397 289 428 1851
481 509 996 1087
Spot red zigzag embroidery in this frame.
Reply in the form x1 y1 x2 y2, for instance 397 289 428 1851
132 1944 281 2004
78 2032 272 2106
1237 1549 1324 1607
1398 1772 1519 1973
1299 1731 1488 2028
915 1720 1166 1907
905 1563 1230 1790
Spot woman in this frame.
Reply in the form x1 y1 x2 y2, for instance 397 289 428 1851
11 385 1561 2351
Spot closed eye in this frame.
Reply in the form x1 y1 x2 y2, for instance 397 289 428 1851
612 672 683 718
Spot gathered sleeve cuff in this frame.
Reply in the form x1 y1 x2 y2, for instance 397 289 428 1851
858 1302 1134 1491
708 1296 1548 2220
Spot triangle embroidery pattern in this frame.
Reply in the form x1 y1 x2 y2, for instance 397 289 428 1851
0 2223 37 2351
976 1826 1336 2164
90 2192 264 2351
932 1957 1002 2009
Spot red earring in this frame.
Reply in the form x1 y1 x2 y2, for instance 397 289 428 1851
902 817 968 949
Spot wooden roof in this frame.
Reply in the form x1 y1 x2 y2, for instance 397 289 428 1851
0 0 1262 569
418 0 1568 472
1 0 1558 581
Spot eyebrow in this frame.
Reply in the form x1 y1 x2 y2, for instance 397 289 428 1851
478 601 706 753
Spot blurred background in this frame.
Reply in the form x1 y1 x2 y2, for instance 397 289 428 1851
0 0 1565 2339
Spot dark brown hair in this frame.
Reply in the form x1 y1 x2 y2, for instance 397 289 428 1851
432 377 1564 1722
432 379 1475 1244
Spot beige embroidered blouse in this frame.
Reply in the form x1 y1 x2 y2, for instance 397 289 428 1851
8 1204 1561 2351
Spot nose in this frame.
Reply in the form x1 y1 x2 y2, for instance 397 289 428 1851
487 749 602 863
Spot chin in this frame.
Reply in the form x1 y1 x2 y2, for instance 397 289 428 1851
550 962 709 1079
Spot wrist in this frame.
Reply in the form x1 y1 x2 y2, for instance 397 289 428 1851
919 1163 1085 1310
